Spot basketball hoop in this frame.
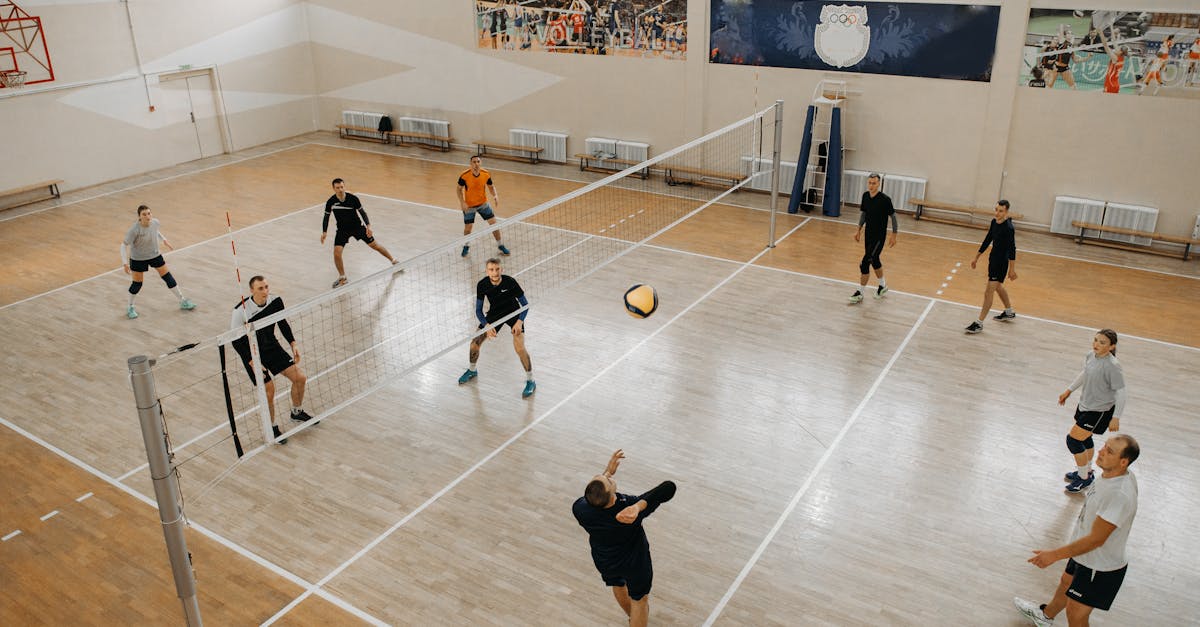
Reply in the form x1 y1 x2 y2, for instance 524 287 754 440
1 70 27 89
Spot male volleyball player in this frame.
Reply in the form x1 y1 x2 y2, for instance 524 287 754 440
231 275 314 444
121 204 196 319
573 449 676 627
457 258 534 398
321 178 399 288
849 173 897 303
1014 434 1140 627
457 156 511 258
965 200 1017 334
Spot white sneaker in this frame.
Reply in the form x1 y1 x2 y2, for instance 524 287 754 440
1013 597 1053 627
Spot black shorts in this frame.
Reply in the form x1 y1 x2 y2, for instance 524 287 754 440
987 258 1009 283
334 226 374 247
1074 406 1115 435
242 343 294 384
129 256 166 272
1064 558 1126 611
600 564 653 601
477 314 522 337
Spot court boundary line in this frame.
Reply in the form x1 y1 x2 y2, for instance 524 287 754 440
259 216 815 626
702 298 937 625
0 415 387 626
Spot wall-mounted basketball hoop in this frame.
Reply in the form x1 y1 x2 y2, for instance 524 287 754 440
0 68 26 88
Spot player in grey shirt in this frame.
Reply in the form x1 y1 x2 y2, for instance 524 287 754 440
1058 329 1126 492
121 204 195 319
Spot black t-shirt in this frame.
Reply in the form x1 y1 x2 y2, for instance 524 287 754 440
477 274 524 318
860 191 895 236
572 481 675 573
980 218 1017 261
323 193 369 233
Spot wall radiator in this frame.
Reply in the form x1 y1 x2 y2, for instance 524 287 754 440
397 116 451 149
584 138 649 163
740 156 809 193
1051 197 1156 246
843 170 928 208
341 110 386 139
510 129 569 163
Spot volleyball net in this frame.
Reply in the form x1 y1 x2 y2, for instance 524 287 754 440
137 102 783 506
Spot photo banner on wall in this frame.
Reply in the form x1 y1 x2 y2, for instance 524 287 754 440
709 1 1001 81
475 1 687 60
1020 9 1200 98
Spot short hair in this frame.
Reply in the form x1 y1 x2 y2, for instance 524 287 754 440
137 204 151 215
997 199 1011 209
248 275 266 288
331 178 344 186
585 479 610 507
1110 434 1140 465
470 155 482 162
486 257 502 267
867 173 881 182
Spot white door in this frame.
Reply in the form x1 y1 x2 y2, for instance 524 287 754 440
185 74 225 158
155 77 205 164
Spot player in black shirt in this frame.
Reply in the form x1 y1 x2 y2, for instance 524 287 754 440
849 174 898 303
966 200 1018 334
320 178 399 288
457 258 536 397
573 449 676 627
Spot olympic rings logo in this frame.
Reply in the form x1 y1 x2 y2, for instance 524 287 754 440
827 13 859 25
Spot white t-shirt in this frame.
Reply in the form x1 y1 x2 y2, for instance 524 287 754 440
1071 471 1138 571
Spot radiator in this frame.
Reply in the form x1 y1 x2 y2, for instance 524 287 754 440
1102 202 1157 246
509 128 539 148
537 131 568 163
1193 215 1200 240
341 110 385 139
398 116 451 138
616 141 649 163
1050 196 1106 238
843 170 928 207
740 156 810 193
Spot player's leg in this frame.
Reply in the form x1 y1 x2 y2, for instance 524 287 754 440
366 239 397 263
513 322 534 397
280 364 312 421
1041 569 1074 620
871 241 888 298
480 206 510 255
978 281 997 319
850 243 872 303
462 209 477 256
153 259 194 310
128 269 145 318
459 333 486 383
996 283 1012 309
629 596 649 627
611 585 632 617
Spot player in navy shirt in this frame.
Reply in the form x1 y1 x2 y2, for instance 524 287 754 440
457 258 536 397
320 178 399 288
966 200 1018 334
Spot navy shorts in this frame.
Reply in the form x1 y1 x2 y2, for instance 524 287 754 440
601 564 653 601
463 203 496 224
334 226 374 247
129 256 165 272
1065 558 1126 611
1074 406 1115 435
241 344 294 384
987 258 1010 283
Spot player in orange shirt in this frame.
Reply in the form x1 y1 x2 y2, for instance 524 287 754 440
457 155 511 258
1139 35 1173 96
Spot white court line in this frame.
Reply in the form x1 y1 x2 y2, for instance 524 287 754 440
0 143 310 223
262 216 816 626
40 510 60 521
2 530 20 541
0 203 326 312
0 414 387 626
703 298 936 626
75 492 93 502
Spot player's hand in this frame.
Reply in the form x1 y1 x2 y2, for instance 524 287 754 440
320 232 327 244
887 233 897 248
365 227 373 238
1110 418 1120 432
486 326 498 339
853 230 861 242
970 258 978 270
292 349 301 364
163 240 174 252
605 449 624 476
616 504 640 524
513 319 524 336
123 264 130 275
1008 269 1018 281
1058 390 1071 405
1028 549 1060 568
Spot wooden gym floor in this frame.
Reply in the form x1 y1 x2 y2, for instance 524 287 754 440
1 135 1197 625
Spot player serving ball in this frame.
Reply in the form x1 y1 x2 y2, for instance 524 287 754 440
458 258 535 398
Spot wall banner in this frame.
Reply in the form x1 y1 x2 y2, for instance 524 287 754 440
476 1 687 60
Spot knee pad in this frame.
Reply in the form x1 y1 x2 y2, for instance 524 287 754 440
1083 436 1095 450
859 257 871 275
161 272 177 288
1066 435 1087 454
129 281 143 295
871 257 883 270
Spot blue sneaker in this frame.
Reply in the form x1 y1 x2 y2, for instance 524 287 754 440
126 305 139 319
180 298 196 310
1065 471 1094 493
522 380 536 398
498 244 511 256
458 369 477 384
1064 470 1086 483
461 245 470 257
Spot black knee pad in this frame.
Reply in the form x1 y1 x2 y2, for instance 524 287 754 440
161 272 177 288
1083 436 1094 450
859 257 871 275
129 281 143 294
1066 435 1087 454
871 258 883 270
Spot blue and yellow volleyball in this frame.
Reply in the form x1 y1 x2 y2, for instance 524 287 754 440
623 284 658 318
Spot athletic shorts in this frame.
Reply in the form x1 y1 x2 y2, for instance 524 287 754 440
1074 406 1115 435
1145 70 1161 82
987 258 1010 283
241 343 294 384
478 312 522 333
600 564 653 601
1064 558 1126 611
334 226 374 247
129 256 166 272
1190 52 1200 60
463 203 496 224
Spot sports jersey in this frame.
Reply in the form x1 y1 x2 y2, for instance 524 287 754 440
476 274 525 323
1069 352 1126 414
858 191 896 236
230 294 295 364
1071 472 1138 571
1104 57 1124 93
458 169 493 207
979 218 1016 261
323 192 370 233
123 219 164 261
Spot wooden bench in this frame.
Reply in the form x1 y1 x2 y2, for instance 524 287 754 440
1 179 64 211
908 198 1023 229
574 153 650 179
335 124 388 144
475 141 544 164
388 130 454 152
1070 220 1199 261
663 164 744 189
